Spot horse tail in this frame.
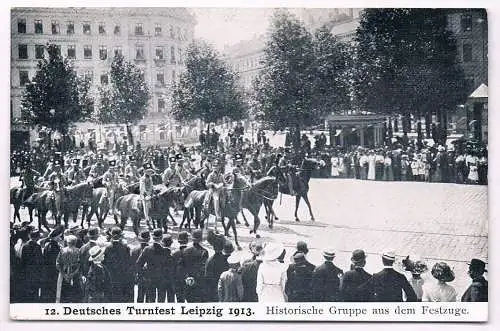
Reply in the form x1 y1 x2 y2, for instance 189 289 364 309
99 189 109 206
113 195 123 216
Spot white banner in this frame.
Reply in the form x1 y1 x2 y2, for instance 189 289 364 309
10 302 487 322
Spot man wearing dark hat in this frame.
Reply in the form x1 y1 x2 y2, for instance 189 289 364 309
310 248 344 302
89 155 106 178
136 229 174 302
41 225 64 302
204 231 229 302
246 151 262 183
181 229 209 302
172 231 189 302
79 227 99 282
360 250 417 302
284 251 316 302
103 160 119 214
66 159 86 185
339 249 371 302
131 230 151 302
162 156 178 187
461 259 488 302
124 155 140 181
102 227 134 302
20 229 43 302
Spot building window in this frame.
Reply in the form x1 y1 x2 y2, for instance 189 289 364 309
170 46 176 64
178 48 182 64
35 45 45 59
84 70 93 82
18 19 26 33
158 99 165 112
171 70 176 82
155 47 164 60
177 26 181 40
461 14 472 32
169 25 175 38
99 45 107 60
83 22 91 35
67 21 74 35
156 72 165 85
34 20 43 34
18 44 28 59
51 20 60 34
183 28 188 41
67 45 76 59
19 71 29 86
155 23 162 36
114 46 122 58
100 74 108 85
84 45 92 59
114 24 120 35
463 43 472 62
135 23 143 35
53 45 61 56
98 23 106 34
136 46 145 60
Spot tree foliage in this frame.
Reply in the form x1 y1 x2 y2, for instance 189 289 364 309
21 44 92 133
253 10 352 131
93 54 150 125
353 9 468 117
171 41 247 125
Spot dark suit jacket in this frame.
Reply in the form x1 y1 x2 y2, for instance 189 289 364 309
130 243 149 281
181 243 209 282
79 240 97 277
21 240 43 286
43 239 62 281
172 245 188 285
103 240 133 285
461 276 488 302
204 252 229 301
361 267 417 302
311 261 343 302
136 242 174 284
339 267 371 302
240 258 262 302
285 260 316 302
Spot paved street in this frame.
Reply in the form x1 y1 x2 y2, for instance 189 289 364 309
10 178 487 299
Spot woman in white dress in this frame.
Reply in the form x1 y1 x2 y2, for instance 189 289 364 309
422 262 457 302
331 154 340 178
367 150 376 180
256 242 288 302
466 152 479 184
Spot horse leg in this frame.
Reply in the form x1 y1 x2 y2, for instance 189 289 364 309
13 204 21 223
28 207 34 224
169 208 178 226
120 216 127 230
133 217 140 237
303 193 315 221
295 195 301 222
250 211 260 235
230 218 241 250
42 211 51 232
240 210 250 227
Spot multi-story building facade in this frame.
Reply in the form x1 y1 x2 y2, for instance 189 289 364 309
11 7 196 145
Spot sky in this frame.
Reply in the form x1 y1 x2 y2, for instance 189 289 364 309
191 8 276 51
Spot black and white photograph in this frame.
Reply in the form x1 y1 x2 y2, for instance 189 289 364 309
7 3 489 322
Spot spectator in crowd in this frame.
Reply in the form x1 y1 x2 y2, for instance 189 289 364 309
402 255 428 301
41 225 64 303
181 229 208 302
339 249 371 302
422 262 457 302
285 252 315 302
218 253 244 302
56 235 83 303
360 250 417 302
311 249 343 302
85 246 112 303
240 240 263 302
256 242 288 302
131 230 150 303
461 259 488 302
205 231 229 302
20 229 43 303
172 231 189 303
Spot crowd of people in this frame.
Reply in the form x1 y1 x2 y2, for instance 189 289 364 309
10 222 488 303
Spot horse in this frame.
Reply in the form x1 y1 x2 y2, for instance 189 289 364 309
23 190 58 232
241 176 279 233
60 182 94 228
10 186 34 224
275 158 325 222
178 176 207 230
82 187 109 229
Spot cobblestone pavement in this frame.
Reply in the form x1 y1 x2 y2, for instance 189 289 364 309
10 178 488 300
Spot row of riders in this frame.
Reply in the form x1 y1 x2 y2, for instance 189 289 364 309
12 147 326 250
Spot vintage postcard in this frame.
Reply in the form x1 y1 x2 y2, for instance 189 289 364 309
8 5 488 322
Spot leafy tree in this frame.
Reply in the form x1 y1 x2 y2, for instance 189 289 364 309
171 41 247 129
253 10 316 135
93 54 150 143
21 44 92 133
353 9 468 142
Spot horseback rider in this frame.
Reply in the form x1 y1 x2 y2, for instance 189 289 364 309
89 154 106 178
139 163 155 227
19 159 41 203
102 160 118 214
47 160 67 191
124 155 140 183
246 150 262 183
162 155 178 187
175 153 192 185
66 159 86 186
280 148 298 196
203 158 225 222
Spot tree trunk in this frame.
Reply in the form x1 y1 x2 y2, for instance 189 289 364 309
126 124 134 147
425 112 431 138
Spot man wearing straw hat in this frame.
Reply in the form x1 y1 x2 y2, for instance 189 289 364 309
84 245 112 303
311 248 343 302
240 240 263 302
360 250 417 302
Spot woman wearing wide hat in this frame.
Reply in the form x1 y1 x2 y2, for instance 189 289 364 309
256 242 288 302
422 262 457 302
